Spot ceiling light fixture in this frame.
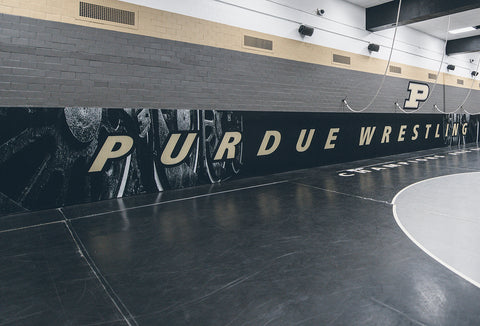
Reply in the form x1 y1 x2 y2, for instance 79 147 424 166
449 27 477 34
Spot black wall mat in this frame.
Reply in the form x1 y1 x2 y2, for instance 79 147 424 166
0 107 477 215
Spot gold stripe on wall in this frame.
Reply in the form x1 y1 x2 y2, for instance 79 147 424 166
1 0 479 91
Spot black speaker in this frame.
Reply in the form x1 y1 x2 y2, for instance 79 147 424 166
298 25 314 36
447 64 455 71
472 71 479 77
368 43 380 52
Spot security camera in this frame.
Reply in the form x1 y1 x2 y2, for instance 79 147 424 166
316 9 325 16
470 59 475 63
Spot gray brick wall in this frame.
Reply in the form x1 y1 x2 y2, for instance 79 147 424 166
0 13 479 113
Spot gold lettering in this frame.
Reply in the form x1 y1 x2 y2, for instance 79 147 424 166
398 125 407 142
257 130 281 156
161 133 198 165
359 126 376 146
214 132 242 160
452 123 459 137
412 124 419 141
425 124 432 139
324 128 340 150
381 126 392 143
296 129 315 152
89 136 134 172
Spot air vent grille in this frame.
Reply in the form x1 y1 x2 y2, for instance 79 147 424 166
389 65 402 74
428 73 437 80
79 2 135 26
457 79 464 85
244 35 273 51
332 54 351 65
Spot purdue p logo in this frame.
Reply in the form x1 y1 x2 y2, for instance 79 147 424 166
404 82 429 109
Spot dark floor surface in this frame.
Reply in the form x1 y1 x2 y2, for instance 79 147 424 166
2 145 480 325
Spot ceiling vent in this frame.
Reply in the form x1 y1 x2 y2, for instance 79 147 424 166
79 2 135 26
428 73 437 80
332 54 351 65
243 35 273 51
389 65 402 74
457 79 464 85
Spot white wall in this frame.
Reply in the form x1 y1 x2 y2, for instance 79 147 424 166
123 0 479 78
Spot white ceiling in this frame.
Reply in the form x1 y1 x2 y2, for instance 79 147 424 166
346 0 480 41
409 9 480 40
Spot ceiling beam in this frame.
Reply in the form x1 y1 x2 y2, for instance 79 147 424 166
366 0 480 32
447 36 480 55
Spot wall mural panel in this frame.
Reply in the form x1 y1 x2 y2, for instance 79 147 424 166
0 107 478 216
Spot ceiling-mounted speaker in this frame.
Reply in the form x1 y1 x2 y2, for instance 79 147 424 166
472 71 479 77
298 24 314 36
368 43 380 52
447 64 455 71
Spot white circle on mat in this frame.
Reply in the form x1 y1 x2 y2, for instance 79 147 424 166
392 172 480 288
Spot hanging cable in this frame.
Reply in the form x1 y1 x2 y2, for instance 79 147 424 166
393 16 451 114
418 16 450 110
458 54 480 115
433 54 480 114
342 0 402 113
432 103 454 114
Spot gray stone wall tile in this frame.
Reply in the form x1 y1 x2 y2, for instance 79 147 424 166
0 12 479 112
